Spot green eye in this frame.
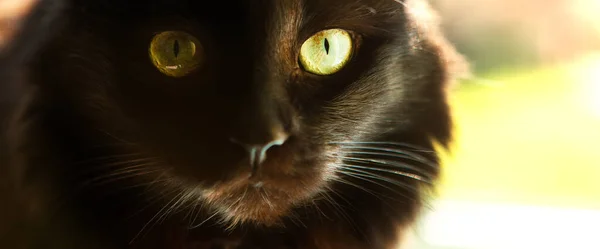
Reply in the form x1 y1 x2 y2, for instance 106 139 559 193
299 29 353 75
149 31 203 77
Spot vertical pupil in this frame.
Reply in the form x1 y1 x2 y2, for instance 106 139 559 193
324 38 330 54
173 39 180 58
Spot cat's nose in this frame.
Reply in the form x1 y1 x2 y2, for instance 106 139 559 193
230 131 289 175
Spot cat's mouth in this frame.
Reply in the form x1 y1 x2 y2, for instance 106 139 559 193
156 140 337 226
197 166 326 226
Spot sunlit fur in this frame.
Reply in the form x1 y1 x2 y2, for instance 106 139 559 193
0 0 465 248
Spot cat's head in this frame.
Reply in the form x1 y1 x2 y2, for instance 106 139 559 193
8 0 464 226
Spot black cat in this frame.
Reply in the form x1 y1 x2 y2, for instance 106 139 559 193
0 0 466 248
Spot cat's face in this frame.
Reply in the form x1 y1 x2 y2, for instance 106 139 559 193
29 0 454 226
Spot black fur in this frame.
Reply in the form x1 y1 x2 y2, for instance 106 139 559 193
0 0 463 248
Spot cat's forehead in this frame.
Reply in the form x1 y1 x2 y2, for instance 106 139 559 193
75 0 405 22
71 0 408 42
76 0 401 10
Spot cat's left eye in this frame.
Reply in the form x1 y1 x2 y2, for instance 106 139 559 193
298 29 354 76
149 31 203 77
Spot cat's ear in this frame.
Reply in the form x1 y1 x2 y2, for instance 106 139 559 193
404 0 471 90
0 0 67 89
401 0 470 148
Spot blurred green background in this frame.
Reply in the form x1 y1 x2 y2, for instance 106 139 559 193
410 0 600 248
433 0 600 212
439 57 600 209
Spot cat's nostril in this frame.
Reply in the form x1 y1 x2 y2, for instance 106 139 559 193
229 132 289 175
251 138 284 165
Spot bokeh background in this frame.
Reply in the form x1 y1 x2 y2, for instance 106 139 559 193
1 0 599 248
411 0 600 248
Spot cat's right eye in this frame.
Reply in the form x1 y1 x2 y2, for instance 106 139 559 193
149 31 204 77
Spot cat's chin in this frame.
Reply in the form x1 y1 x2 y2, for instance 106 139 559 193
160 145 340 226
171 169 329 227
199 174 327 226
